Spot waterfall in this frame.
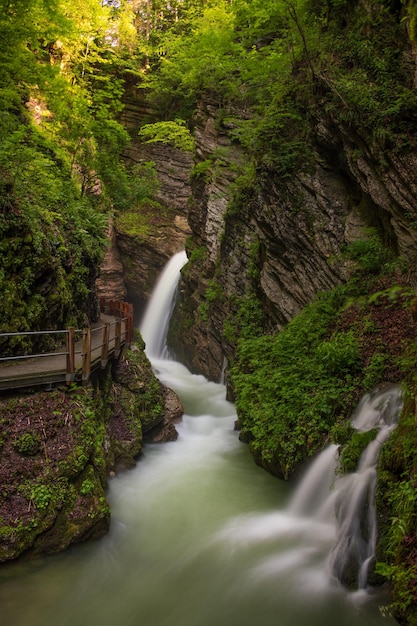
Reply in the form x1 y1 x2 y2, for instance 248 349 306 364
0 253 400 626
217 383 403 594
327 385 403 588
140 251 188 359
141 253 403 592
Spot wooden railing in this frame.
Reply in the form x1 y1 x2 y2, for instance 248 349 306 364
0 299 134 391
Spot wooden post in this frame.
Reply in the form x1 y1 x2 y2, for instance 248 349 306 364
115 318 121 357
66 327 75 384
127 303 134 345
123 302 127 340
82 328 91 384
101 323 110 368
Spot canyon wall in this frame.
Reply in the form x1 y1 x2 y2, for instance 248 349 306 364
97 78 192 321
169 101 417 382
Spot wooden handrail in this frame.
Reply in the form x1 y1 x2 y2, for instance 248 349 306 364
0 298 134 389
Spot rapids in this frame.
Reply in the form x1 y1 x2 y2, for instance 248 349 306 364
0 252 400 626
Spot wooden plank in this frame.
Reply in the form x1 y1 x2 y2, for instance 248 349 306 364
0 305 134 392
66 327 75 384
115 318 121 357
101 323 110 368
82 328 91 384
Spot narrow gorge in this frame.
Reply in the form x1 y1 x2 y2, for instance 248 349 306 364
2 1 417 625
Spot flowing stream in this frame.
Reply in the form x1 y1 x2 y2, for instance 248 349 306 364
0 252 401 626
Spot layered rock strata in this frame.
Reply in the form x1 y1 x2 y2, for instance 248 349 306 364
169 101 417 383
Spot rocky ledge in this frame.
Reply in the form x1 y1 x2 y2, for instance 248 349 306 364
0 338 183 562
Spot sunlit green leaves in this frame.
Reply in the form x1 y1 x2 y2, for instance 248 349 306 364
138 119 195 151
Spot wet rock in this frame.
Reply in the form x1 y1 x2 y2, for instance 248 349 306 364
0 339 182 562
96 217 127 301
116 211 190 312
145 420 179 443
144 387 184 444
163 387 184 422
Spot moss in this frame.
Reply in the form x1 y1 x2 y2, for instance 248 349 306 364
13 432 41 456
375 391 417 623
0 348 166 561
338 429 378 474
115 200 175 242
231 270 417 479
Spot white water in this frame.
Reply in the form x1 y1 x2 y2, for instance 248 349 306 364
0 254 400 626
140 250 188 358
329 386 403 588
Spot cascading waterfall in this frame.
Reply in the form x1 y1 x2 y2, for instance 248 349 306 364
328 385 403 588
140 250 188 359
141 252 403 593
216 387 402 595
0 252 401 626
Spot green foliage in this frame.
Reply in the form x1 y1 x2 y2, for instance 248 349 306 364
13 432 41 457
338 428 377 473
223 294 264 344
230 268 415 481
192 147 235 182
344 231 394 274
230 286 361 478
30 484 53 511
187 245 206 266
205 279 222 303
0 0 144 338
375 473 417 622
316 331 361 373
315 2 417 149
115 197 172 243
80 478 95 496
375 402 417 624
362 351 389 390
144 0 242 114
138 119 195 152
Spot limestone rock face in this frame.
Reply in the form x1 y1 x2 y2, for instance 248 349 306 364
121 78 193 212
96 217 128 301
116 212 190 320
124 141 193 212
142 388 184 444
96 80 193 319
169 101 417 382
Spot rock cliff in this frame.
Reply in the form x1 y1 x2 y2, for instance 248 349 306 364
168 97 417 383
121 79 192 212
98 78 193 320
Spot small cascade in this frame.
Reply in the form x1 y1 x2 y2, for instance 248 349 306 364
328 384 403 588
140 251 187 358
215 384 403 595
288 443 340 518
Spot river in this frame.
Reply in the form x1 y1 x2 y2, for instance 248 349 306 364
0 253 399 626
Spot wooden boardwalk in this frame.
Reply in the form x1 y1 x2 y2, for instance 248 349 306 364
0 299 133 392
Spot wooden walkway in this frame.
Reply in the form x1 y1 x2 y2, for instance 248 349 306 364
0 299 134 392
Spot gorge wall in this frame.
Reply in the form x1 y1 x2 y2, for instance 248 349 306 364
168 98 417 383
112 80 417 385
109 78 192 322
